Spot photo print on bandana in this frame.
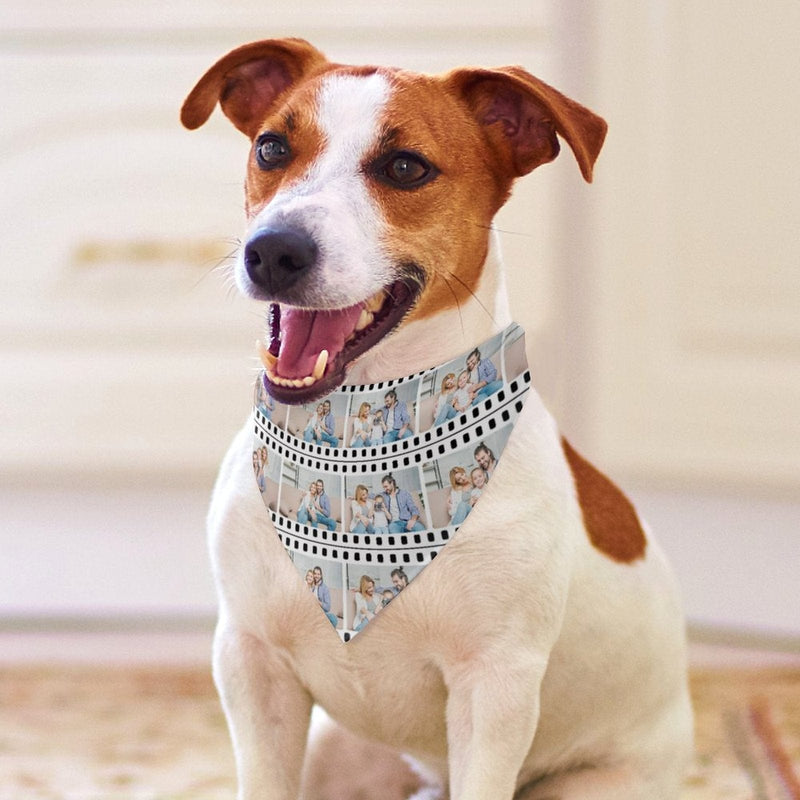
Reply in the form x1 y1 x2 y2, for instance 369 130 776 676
422 424 513 530
252 322 531 641
285 392 349 449
347 382 419 448
289 549 423 635
281 466 343 533
252 442 281 509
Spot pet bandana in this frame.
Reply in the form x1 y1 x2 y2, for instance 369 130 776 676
252 322 530 641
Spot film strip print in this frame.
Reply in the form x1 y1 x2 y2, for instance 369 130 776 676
251 323 530 639
254 371 531 475
271 509 452 567
255 324 527 452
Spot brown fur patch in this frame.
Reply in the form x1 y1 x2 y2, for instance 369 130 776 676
367 71 513 323
243 78 327 217
561 438 647 563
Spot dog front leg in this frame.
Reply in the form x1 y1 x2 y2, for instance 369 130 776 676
214 625 313 800
443 653 545 800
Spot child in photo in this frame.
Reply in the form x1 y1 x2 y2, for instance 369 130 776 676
370 408 387 444
470 467 487 505
381 589 394 607
451 370 475 413
372 494 391 534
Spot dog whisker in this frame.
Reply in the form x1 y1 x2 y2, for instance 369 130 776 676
190 244 239 292
441 267 498 329
435 272 466 340
472 221 536 239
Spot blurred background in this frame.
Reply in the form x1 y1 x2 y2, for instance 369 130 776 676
1 1 798 659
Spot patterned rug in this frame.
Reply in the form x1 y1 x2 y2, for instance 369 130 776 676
1 665 798 799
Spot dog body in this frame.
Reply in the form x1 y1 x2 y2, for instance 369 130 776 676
184 39 692 800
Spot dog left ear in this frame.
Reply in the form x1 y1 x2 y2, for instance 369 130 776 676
181 38 328 137
446 67 607 182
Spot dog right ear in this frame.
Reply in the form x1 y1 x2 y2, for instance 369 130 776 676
445 66 607 182
180 38 328 137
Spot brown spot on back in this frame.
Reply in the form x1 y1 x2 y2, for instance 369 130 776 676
561 438 646 563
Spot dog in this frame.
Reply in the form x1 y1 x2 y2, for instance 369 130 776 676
181 38 693 800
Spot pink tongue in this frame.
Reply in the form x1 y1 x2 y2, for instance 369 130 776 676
277 304 363 379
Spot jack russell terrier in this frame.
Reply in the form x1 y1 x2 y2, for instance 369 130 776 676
181 37 692 800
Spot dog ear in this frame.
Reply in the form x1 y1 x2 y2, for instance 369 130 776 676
181 38 328 137
446 67 607 182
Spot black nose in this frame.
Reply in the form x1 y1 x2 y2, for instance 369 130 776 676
243 228 318 294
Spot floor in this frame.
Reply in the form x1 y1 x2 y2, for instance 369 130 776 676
3 627 800 668
1 629 799 800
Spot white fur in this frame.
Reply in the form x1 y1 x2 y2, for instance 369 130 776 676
237 73 395 308
208 71 693 800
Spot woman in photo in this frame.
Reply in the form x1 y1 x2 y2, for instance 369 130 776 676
304 569 315 590
252 450 266 493
433 372 459 427
297 482 319 527
256 380 274 420
350 484 375 534
353 574 381 632
371 494 391 534
303 404 324 442
349 402 373 447
447 466 473 525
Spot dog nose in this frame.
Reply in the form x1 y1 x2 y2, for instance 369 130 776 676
243 228 318 294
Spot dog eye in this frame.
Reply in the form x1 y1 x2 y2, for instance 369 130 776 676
376 151 437 189
255 134 291 170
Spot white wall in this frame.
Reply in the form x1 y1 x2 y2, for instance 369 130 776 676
577 2 800 638
1 1 798 642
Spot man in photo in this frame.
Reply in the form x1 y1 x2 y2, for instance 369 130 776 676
380 474 425 533
304 399 338 447
381 390 413 443
314 479 338 531
311 566 338 627
390 567 409 594
377 567 410 599
474 443 498 481
466 347 503 404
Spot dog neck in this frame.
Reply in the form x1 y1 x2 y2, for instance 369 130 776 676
346 232 511 385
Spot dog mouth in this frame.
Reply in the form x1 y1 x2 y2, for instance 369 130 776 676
257 272 423 404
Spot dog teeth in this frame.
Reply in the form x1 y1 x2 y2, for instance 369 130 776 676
312 349 328 380
266 370 307 388
365 290 385 312
263 349 328 389
355 309 374 331
257 340 278 370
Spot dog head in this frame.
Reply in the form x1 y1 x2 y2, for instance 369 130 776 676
182 38 606 403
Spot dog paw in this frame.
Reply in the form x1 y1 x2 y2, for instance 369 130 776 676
407 789 445 800
302 714 427 800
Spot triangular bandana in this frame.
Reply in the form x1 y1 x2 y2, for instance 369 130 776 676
252 322 530 641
